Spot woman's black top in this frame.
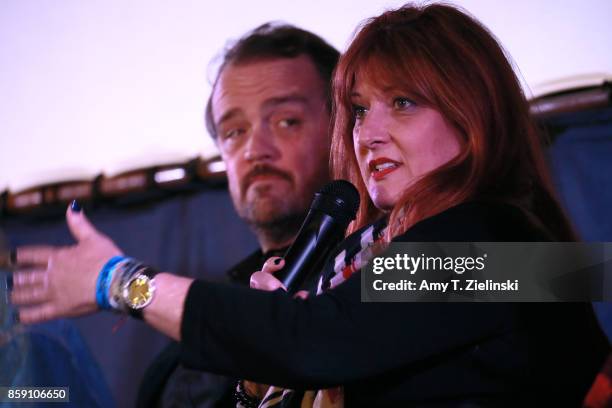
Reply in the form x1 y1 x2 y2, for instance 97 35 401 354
179 201 610 406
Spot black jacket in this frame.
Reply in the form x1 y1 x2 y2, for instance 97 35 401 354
179 202 609 406
136 249 286 407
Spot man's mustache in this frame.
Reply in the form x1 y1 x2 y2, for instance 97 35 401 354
241 165 293 194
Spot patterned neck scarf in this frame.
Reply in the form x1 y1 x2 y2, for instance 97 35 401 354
240 218 388 408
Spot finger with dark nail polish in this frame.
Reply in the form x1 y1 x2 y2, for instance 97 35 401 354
70 200 82 212
273 258 283 265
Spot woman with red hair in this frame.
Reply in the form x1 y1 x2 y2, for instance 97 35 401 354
248 4 609 405
331 4 574 241
11 3 610 406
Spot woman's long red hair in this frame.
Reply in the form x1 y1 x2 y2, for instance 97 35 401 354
331 3 575 241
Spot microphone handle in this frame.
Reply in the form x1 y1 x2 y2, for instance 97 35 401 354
276 211 344 294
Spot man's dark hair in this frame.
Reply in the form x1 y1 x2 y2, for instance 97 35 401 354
205 23 339 139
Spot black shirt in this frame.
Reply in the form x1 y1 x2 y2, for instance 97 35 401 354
136 248 287 408
180 202 610 406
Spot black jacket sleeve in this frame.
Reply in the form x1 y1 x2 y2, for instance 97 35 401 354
179 202 609 404
180 275 516 389
179 203 532 388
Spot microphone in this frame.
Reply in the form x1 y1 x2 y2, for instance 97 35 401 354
277 180 360 294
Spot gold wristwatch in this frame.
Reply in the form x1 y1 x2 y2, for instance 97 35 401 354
122 267 158 319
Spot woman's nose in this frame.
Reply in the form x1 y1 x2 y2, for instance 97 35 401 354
355 108 391 150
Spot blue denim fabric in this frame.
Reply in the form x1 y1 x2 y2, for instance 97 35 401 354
1 271 114 408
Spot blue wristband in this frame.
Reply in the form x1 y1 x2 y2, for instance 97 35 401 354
96 256 126 310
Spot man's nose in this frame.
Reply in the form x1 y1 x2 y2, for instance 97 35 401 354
244 125 280 162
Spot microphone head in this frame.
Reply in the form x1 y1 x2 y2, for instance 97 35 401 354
313 180 360 224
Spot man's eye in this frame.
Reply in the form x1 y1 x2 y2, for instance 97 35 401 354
222 128 244 140
278 118 301 129
352 105 367 119
393 97 416 110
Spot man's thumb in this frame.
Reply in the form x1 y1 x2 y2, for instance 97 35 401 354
66 201 99 242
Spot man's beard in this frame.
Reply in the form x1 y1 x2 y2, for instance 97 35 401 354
239 197 308 247
235 163 311 246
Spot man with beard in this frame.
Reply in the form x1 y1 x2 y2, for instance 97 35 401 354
136 23 339 407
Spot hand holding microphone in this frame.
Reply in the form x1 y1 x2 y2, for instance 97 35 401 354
253 180 360 295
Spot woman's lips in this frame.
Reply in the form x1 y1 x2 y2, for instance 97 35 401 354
369 158 401 181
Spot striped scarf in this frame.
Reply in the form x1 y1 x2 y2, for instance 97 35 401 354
241 219 387 408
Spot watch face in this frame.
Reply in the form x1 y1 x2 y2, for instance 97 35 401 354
125 275 155 309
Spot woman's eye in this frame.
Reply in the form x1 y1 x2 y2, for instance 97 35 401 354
352 105 367 119
393 97 415 110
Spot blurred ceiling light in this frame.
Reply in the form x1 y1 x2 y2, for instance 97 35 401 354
207 160 226 174
154 168 187 184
